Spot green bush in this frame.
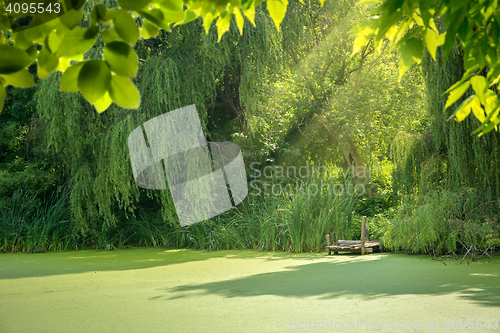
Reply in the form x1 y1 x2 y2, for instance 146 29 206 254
383 190 500 257
350 211 393 241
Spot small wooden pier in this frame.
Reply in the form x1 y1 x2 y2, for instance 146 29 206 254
325 216 382 255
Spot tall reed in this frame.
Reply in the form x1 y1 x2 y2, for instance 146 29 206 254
0 188 76 252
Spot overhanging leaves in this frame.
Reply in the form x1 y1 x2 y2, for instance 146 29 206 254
104 42 138 77
444 81 470 110
77 60 112 104
109 75 140 109
1 69 35 88
0 45 36 74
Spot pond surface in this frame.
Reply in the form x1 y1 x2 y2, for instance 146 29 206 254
0 249 499 332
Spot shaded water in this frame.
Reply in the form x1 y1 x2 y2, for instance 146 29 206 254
1 249 499 332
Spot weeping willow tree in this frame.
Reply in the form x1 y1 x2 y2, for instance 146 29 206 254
36 2 282 236
392 42 500 204
388 39 500 255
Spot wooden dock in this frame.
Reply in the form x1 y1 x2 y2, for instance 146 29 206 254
325 239 381 254
325 216 382 255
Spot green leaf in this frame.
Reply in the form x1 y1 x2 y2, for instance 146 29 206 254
157 0 185 23
470 75 488 104
470 95 486 122
419 0 437 25
109 75 141 109
428 18 438 32
234 8 245 35
216 11 232 41
386 0 404 14
12 31 33 50
475 106 500 136
94 92 113 113
104 42 138 77
478 118 500 136
467 40 487 70
47 31 62 54
2 69 35 88
203 10 219 34
0 45 36 74
442 7 466 62
91 4 111 24
241 0 254 11
56 28 97 58
37 48 59 79
141 20 160 39
391 26 423 51
411 13 424 27
243 5 256 26
448 0 468 10
113 9 140 44
24 26 44 44
157 0 183 12
483 90 500 116
60 62 85 92
448 95 473 122
422 28 444 61
444 64 479 94
456 17 469 41
138 8 167 30
473 105 500 135
374 10 402 46
444 81 470 109
267 0 288 31
387 17 412 45
84 25 100 39
60 8 83 29
118 0 152 10
174 10 199 27
487 62 500 84
101 28 126 44
78 60 112 104
398 38 423 80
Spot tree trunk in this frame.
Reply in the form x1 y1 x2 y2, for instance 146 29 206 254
342 137 375 198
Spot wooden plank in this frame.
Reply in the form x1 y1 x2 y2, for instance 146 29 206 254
326 240 379 249
325 238 380 255
337 240 361 245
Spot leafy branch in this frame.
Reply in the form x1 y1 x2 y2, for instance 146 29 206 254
351 0 500 136
0 0 315 113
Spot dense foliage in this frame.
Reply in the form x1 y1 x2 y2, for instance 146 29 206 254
1 0 499 260
0 0 299 112
353 0 500 135
387 42 500 258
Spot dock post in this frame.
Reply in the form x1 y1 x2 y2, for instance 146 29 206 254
361 216 366 255
326 235 331 255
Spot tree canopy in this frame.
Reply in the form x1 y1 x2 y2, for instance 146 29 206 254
352 0 500 136
0 0 303 113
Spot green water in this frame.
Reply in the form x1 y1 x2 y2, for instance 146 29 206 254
0 249 499 332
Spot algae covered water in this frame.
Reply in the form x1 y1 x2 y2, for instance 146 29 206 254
1 249 499 332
